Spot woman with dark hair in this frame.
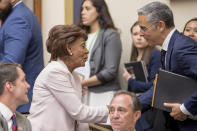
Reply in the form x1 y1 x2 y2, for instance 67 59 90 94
76 0 122 107
183 18 197 42
28 25 109 131
123 22 163 131
123 21 160 93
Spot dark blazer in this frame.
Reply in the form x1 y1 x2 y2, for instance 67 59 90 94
139 30 197 130
167 32 197 116
88 28 122 92
127 50 161 131
0 112 32 131
0 2 44 113
128 50 161 93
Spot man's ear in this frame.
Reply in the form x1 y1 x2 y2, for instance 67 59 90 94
4 81 14 92
157 21 166 32
134 111 141 122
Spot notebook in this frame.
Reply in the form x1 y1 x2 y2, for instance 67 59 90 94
152 69 197 112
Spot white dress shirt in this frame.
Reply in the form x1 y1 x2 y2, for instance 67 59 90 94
13 0 22 8
0 102 14 131
162 28 176 51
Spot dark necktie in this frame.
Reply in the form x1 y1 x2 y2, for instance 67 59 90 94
161 49 166 69
74 120 78 131
11 114 17 131
0 21 3 27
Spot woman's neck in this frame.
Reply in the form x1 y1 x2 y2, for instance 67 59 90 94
90 21 100 34
63 59 75 73
137 48 144 61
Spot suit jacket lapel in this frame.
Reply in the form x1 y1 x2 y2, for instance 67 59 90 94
166 30 178 70
0 113 9 131
16 112 25 131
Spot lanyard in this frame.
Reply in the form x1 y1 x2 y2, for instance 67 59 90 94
86 29 100 57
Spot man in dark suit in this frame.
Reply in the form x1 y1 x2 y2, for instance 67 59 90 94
0 0 44 113
137 1 197 130
0 63 31 131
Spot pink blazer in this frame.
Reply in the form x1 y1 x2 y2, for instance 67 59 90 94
28 59 108 131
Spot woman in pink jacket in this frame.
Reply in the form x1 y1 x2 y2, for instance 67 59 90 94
28 25 109 131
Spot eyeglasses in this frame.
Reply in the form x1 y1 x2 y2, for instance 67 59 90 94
140 24 155 32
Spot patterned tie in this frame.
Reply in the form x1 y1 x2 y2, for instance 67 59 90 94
11 114 17 131
161 49 166 69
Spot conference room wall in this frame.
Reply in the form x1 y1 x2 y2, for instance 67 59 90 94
41 0 197 89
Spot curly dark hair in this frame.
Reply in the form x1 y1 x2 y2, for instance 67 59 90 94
46 24 87 61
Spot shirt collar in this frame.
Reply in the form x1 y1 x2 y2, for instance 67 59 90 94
0 102 14 121
162 28 176 51
13 0 22 8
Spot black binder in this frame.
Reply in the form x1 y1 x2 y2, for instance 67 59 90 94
124 61 148 82
152 69 197 112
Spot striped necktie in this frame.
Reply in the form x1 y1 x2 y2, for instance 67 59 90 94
11 114 17 131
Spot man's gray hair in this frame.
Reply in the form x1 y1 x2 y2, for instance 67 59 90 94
112 90 142 112
138 1 174 28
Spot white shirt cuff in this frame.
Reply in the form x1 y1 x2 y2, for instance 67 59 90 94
180 104 192 116
180 104 197 120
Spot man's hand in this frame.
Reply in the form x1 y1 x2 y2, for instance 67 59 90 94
164 103 187 121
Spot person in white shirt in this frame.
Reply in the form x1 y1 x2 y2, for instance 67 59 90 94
0 63 31 131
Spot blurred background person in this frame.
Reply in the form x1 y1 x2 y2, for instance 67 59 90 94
0 63 31 131
76 0 122 107
109 90 141 131
0 0 44 114
28 25 109 131
123 21 160 94
183 18 197 42
122 21 162 131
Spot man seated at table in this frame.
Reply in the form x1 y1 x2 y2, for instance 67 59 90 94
109 90 141 131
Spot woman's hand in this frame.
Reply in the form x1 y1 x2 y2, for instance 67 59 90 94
81 76 101 87
122 67 135 82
